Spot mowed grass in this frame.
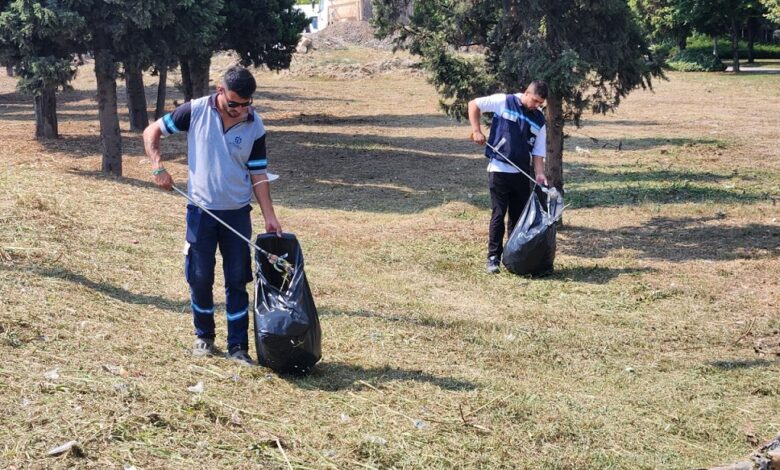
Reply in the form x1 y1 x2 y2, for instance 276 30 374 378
0 52 779 469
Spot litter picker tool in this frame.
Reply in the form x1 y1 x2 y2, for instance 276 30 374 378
482 137 565 220
170 184 294 277
485 137 561 200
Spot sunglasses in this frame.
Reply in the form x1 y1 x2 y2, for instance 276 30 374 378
220 89 253 108
227 97 253 108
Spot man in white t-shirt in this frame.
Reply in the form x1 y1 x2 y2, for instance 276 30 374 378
467 81 548 274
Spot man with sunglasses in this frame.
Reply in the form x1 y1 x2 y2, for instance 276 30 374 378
143 65 280 366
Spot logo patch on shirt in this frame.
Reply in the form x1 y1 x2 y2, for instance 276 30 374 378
234 136 242 145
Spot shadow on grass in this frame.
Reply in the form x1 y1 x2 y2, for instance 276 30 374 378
567 185 763 208
708 359 778 370
65 168 178 189
563 216 780 261
578 119 661 127
269 112 452 129
9 83 766 215
564 162 766 208
291 361 477 391
547 265 655 284
57 126 765 214
319 307 466 330
564 136 724 152
0 264 189 313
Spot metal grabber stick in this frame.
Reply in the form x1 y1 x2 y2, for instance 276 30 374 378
170 185 295 276
481 136 565 220
485 137 559 198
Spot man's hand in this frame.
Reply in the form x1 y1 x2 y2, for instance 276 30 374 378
265 215 282 237
471 130 486 145
154 169 174 191
535 173 548 187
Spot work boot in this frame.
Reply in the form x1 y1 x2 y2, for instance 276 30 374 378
486 255 500 274
192 337 216 357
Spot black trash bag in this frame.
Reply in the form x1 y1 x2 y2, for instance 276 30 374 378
502 190 563 276
253 233 321 374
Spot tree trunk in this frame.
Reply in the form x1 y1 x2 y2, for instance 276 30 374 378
188 55 212 99
731 19 740 73
125 62 149 132
94 38 123 176
676 35 687 51
179 57 193 102
6 64 15 77
545 94 565 225
155 66 167 120
34 87 58 139
712 35 719 57
544 93 565 196
747 17 757 64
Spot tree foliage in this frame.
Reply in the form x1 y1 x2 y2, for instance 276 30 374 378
179 0 307 99
221 0 308 70
629 0 691 49
676 0 765 71
764 0 780 21
0 0 83 94
0 0 87 137
373 0 662 192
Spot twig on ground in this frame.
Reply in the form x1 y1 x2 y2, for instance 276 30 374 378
734 317 757 344
276 438 293 470
356 380 382 392
462 391 517 418
458 404 493 433
348 391 416 423
189 364 227 380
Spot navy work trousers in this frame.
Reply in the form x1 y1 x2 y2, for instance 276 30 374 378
184 204 253 351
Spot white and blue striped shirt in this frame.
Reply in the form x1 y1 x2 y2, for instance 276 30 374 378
158 94 268 210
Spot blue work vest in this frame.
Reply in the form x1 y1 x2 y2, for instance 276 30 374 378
485 95 545 173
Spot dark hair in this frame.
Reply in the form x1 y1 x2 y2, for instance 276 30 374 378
527 80 548 99
222 65 256 99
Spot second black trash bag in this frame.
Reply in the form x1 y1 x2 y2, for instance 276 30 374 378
253 233 321 374
502 191 560 276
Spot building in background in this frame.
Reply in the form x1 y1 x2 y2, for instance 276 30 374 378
293 0 373 33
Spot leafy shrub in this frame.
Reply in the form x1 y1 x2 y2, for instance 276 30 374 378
667 49 726 72
686 35 780 60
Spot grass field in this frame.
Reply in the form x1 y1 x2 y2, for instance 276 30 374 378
0 51 779 469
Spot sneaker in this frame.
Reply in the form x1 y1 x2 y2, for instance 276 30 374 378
192 337 216 357
486 256 500 274
228 348 255 366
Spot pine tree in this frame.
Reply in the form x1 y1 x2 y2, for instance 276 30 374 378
373 0 663 196
181 0 309 100
0 0 86 138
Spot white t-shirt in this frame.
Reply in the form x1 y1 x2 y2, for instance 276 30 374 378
475 93 546 173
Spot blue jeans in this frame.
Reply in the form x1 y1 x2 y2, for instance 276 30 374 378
184 204 253 351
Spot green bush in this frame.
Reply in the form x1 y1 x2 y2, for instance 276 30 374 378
686 35 780 60
649 42 675 62
667 49 726 72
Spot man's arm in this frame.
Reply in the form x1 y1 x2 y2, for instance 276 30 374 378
250 173 281 236
532 123 547 186
143 123 173 191
467 99 486 145
532 156 547 186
